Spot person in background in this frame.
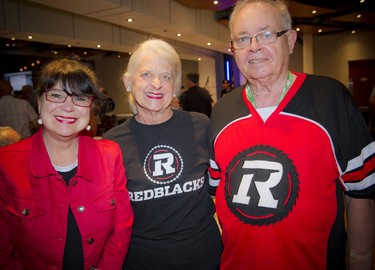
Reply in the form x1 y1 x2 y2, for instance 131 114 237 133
0 57 133 270
209 0 375 269
0 80 38 138
21 84 38 113
104 39 222 270
179 72 213 117
220 79 233 97
0 126 21 146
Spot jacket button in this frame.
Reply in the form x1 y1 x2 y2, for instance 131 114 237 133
77 205 85 212
72 180 78 186
89 265 96 270
22 208 30 216
110 198 116 206
88 238 94 244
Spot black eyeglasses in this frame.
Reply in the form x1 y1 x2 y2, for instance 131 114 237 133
45 88 93 107
231 30 289 50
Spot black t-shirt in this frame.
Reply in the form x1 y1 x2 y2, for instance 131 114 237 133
104 110 222 269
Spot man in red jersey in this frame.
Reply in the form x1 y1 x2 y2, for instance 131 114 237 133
209 1 375 269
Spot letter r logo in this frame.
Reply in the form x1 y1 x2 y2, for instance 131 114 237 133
144 145 184 185
153 153 176 176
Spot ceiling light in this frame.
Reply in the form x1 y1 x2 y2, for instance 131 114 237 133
127 18 133 22
356 14 362 18
360 0 365 3
177 33 182 37
207 42 211 46
198 58 201 61
312 10 317 14
213 1 218 4
27 35 33 40
318 29 322 33
351 30 356 34
11 37 15 41
296 27 300 32
97 44 101 48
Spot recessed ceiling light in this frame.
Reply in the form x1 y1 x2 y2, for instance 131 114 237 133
356 14 362 18
312 10 317 14
296 27 300 32
351 30 356 34
360 0 365 3
177 33 182 37
27 35 33 40
198 58 201 61
127 18 133 22
207 42 211 46
318 29 323 33
97 44 101 48
213 1 218 4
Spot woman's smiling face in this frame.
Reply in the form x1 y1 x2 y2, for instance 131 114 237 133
128 53 175 118
38 82 91 140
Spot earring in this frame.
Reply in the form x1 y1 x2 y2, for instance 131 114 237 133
86 125 91 131
37 118 43 125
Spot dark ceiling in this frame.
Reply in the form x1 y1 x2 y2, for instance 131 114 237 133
1 0 375 76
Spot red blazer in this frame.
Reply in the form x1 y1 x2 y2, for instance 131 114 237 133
0 128 133 270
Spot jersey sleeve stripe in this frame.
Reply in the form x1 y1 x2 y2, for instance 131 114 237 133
343 142 375 174
341 142 375 191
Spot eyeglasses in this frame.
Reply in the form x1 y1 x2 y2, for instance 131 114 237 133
231 30 289 50
139 72 172 84
45 88 93 107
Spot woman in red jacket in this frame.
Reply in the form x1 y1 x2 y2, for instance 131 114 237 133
0 57 133 270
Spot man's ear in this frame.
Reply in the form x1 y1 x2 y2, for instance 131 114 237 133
287 30 298 54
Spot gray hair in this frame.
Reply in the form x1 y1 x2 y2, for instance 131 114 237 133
229 0 292 38
124 38 182 95
124 39 182 114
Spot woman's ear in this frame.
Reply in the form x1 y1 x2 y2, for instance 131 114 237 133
123 76 131 92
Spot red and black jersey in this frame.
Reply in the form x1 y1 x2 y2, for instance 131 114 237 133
209 72 375 270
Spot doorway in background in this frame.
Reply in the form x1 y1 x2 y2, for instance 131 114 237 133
348 59 375 124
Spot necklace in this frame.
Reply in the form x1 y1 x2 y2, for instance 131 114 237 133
246 71 293 108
